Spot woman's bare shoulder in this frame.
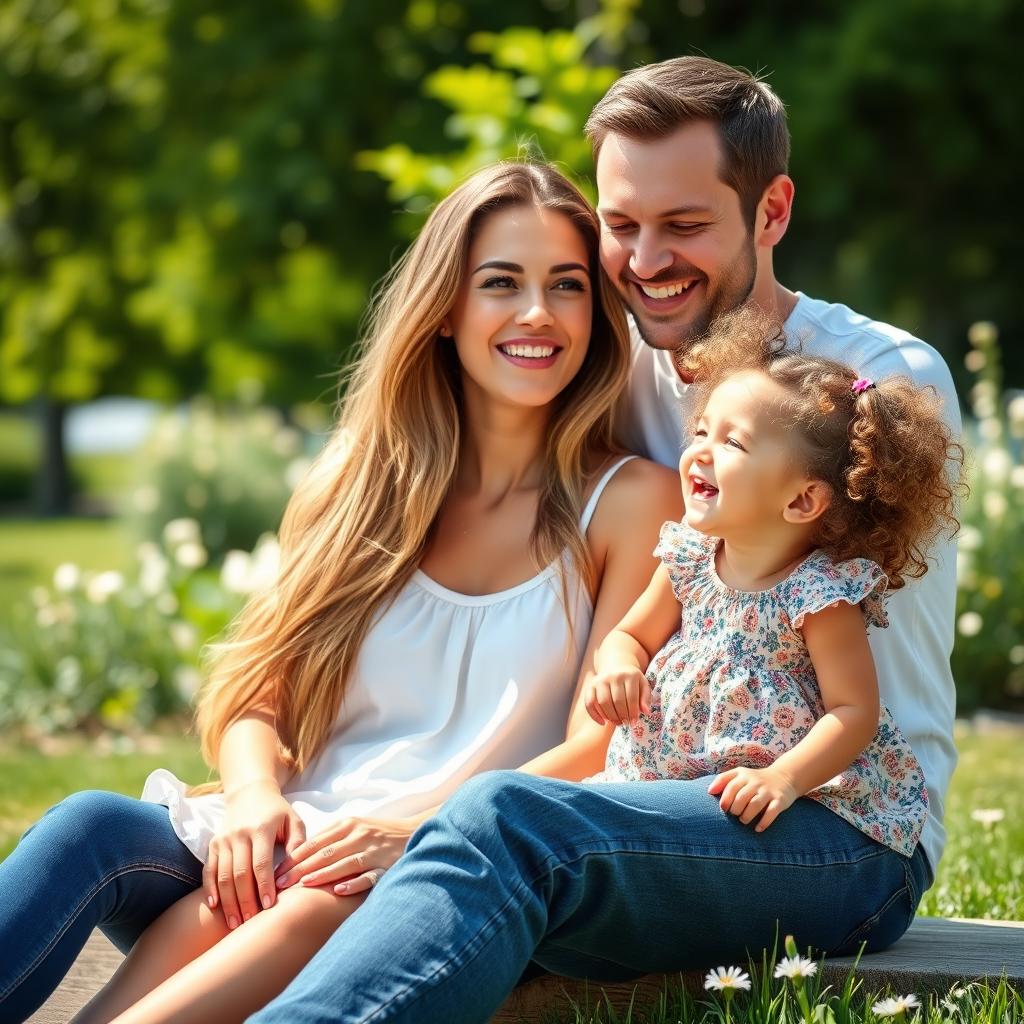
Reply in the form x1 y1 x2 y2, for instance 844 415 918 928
588 456 682 552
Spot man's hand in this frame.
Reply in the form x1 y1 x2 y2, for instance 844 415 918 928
584 668 652 725
707 765 799 832
274 813 427 896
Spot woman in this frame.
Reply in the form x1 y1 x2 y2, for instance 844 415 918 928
0 162 678 1023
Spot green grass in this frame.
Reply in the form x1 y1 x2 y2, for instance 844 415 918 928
0 517 135 627
0 730 206 859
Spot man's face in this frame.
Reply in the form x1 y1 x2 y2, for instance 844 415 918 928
596 121 757 352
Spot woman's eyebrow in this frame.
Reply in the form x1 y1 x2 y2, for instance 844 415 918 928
473 260 588 274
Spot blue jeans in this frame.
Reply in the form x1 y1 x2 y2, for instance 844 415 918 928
0 790 202 1023
250 772 931 1024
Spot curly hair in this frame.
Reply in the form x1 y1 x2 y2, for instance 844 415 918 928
683 307 966 590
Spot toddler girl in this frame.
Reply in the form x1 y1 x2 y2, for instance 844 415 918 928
584 311 963 856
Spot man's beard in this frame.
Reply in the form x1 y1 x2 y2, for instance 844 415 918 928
628 234 757 354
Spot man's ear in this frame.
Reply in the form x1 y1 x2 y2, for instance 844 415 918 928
783 479 831 525
755 174 794 249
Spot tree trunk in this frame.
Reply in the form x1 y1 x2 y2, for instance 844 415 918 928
33 396 71 517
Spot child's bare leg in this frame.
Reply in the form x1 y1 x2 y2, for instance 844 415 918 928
76 884 365 1024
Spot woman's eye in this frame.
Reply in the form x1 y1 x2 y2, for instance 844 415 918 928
553 278 586 292
481 275 516 289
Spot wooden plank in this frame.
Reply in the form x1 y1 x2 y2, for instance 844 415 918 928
29 917 1024 1023
27 932 123 1024
492 918 1024 1021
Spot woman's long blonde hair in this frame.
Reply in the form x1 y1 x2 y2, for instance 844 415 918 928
191 162 631 786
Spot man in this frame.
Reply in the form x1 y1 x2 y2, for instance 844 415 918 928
246 56 960 1021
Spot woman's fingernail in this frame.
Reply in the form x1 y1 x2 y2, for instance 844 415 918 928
335 883 349 894
228 915 238 930
276 875 288 889
262 894 272 909
207 895 215 908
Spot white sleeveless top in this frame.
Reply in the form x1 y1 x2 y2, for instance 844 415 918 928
142 456 637 864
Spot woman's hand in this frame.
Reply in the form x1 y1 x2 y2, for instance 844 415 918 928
273 813 428 896
707 765 799 832
204 779 306 929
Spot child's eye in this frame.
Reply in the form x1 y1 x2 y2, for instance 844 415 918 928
693 428 707 439
481 275 516 289
726 437 746 451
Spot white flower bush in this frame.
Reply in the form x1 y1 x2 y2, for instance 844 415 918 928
128 400 315 564
951 322 1024 710
0 523 276 735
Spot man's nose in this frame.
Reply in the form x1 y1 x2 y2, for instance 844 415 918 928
628 229 674 280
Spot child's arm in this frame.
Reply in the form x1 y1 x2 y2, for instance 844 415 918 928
709 601 880 831
584 563 681 726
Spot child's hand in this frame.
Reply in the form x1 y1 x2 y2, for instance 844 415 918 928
707 766 799 832
584 669 652 726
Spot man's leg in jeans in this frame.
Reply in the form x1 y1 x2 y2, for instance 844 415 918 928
0 790 203 1022
250 771 929 1024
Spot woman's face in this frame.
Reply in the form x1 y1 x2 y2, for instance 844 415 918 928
445 203 593 413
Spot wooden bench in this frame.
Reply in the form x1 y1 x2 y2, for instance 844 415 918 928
28 917 1024 1023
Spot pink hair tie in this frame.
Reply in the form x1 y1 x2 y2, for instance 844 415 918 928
852 377 875 396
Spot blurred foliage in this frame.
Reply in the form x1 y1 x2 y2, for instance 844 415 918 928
1 0 1020 419
951 322 1024 711
127 400 312 563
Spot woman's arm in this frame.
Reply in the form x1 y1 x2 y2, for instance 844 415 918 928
708 601 881 831
205 709 306 927
519 457 682 780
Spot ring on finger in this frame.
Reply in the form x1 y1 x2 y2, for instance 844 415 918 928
365 868 386 888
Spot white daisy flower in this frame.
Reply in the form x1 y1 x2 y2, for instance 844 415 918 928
704 966 751 992
872 993 921 1017
774 955 818 979
970 808 1005 827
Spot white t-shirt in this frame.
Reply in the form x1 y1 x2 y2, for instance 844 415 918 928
618 292 961 875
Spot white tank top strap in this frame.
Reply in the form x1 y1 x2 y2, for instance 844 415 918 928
579 455 639 532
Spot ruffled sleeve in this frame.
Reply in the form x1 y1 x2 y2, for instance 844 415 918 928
783 552 889 631
653 520 716 602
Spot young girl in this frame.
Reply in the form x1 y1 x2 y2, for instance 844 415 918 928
0 163 678 1023
584 310 963 857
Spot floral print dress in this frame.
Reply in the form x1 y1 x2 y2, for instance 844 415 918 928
594 521 928 857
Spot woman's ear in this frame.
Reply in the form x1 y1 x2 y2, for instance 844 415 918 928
783 480 831 525
439 321 452 338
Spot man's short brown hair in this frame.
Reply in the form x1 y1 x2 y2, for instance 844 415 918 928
585 56 790 226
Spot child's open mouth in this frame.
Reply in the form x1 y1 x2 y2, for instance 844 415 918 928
690 475 718 499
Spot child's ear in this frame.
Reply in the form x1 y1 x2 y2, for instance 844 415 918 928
783 480 831 525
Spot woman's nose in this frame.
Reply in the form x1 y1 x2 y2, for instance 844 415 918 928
516 294 554 328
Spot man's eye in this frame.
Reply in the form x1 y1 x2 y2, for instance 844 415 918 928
481 276 516 289
670 223 703 233
604 222 635 234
